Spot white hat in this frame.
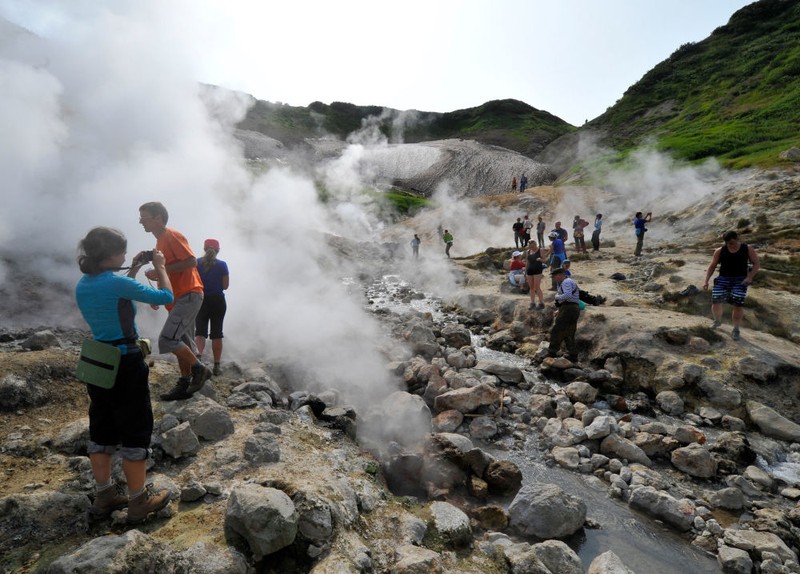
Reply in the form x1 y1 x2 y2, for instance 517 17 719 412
512 251 523 257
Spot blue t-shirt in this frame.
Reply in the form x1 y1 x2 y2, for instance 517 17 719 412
551 238 566 257
197 259 229 296
76 272 174 353
634 217 647 235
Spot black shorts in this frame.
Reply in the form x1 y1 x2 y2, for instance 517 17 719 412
195 293 227 339
87 351 153 449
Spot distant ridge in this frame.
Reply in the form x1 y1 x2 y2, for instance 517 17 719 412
237 98 575 159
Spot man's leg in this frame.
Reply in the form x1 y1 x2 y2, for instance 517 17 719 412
711 302 724 327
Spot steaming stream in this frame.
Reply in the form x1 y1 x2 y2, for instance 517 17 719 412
365 274 720 573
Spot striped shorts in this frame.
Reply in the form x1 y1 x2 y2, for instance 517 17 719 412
711 276 748 307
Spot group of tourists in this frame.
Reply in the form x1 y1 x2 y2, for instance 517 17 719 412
75 201 230 523
505 209 760 364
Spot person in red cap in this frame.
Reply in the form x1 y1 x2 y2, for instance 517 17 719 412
194 238 229 375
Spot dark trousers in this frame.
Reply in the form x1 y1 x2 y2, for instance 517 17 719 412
549 303 580 356
635 233 644 256
591 230 600 251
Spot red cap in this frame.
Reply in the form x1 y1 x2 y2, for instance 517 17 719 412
203 238 220 251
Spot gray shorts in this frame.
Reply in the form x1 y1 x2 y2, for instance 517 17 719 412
158 291 203 354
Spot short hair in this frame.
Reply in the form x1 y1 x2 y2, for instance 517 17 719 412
723 230 739 242
635 211 643 218
78 227 127 274
139 201 169 224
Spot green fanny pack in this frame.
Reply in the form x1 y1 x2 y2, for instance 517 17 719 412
76 339 121 389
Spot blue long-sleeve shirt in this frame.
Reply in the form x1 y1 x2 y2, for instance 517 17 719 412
76 271 173 354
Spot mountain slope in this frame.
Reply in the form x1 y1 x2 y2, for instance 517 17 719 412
237 98 575 158
576 0 800 169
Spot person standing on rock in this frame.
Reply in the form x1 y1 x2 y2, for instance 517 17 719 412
511 176 517 192
512 218 524 248
552 221 568 243
572 216 588 254
536 216 546 248
547 231 567 290
442 229 454 258
591 214 603 251
138 201 212 400
633 211 652 256
520 174 528 193
75 227 174 523
548 267 581 362
703 230 760 341
410 234 421 258
526 241 548 310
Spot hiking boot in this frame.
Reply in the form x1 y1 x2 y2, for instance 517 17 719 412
160 377 191 401
89 482 128 518
536 303 545 310
528 302 536 310
212 364 222 376
711 319 722 329
187 363 213 394
731 327 741 341
127 484 171 524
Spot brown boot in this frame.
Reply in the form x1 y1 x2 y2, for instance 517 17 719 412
127 484 171 524
89 482 128 518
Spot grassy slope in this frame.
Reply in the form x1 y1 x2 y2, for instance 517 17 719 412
588 0 800 168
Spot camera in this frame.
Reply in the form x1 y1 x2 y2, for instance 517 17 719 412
140 250 154 263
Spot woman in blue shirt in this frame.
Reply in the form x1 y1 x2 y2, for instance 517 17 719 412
75 226 174 523
194 238 230 375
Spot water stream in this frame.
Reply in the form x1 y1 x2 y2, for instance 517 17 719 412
365 275 720 572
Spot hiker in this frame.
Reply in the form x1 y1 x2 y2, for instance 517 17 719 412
138 201 211 401
591 214 603 251
573 216 589 253
703 230 760 341
562 259 606 305
511 176 517 192
548 266 581 362
526 241 548 310
442 229 454 258
75 227 174 523
633 211 652 256
522 214 533 247
512 218 524 248
410 234 421 258
194 239 229 376
552 221 568 243
508 250 527 290
548 231 568 290
536 216 546 249
520 173 528 193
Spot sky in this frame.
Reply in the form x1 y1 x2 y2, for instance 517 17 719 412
1 0 754 126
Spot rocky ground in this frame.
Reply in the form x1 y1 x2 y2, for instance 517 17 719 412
2 172 800 573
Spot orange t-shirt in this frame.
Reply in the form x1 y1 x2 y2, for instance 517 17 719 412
156 228 203 303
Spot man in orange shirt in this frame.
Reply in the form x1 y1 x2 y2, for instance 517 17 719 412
136 202 212 400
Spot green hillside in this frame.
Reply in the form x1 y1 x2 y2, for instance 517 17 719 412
237 98 575 158
588 0 800 168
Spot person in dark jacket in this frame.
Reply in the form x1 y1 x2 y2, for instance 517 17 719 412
703 230 760 341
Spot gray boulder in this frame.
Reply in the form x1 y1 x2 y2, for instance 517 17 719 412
429 501 471 547
168 396 235 441
224 484 298 560
47 530 184 574
628 486 695 531
0 374 50 410
508 483 586 539
670 443 717 478
475 360 523 384
600 433 652 466
433 383 498 414
0 492 90 553
588 550 636 574
160 421 200 458
746 400 800 442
